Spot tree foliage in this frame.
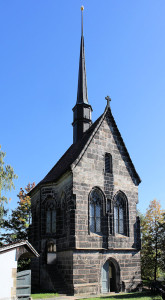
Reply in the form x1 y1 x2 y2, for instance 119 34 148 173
0 145 17 227
140 199 165 281
159 212 165 273
0 182 35 244
0 183 35 271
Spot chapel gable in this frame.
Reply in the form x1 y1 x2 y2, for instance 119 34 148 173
29 7 141 295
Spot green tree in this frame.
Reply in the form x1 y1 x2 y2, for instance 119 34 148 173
0 182 35 270
141 199 164 281
159 212 165 273
0 182 35 244
0 145 17 227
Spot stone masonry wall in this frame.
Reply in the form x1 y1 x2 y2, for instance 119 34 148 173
72 113 139 250
56 250 74 292
30 108 141 294
30 190 40 250
30 172 75 292
73 250 141 294
72 111 141 293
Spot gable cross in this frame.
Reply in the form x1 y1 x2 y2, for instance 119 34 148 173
105 95 111 107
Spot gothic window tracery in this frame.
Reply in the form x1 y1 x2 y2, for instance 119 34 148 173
105 153 112 173
47 240 56 265
46 210 56 233
107 199 113 235
114 192 128 236
45 199 56 234
60 192 67 234
89 188 104 234
47 240 56 253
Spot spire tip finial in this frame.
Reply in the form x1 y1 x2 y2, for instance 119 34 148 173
81 6 84 36
105 96 111 107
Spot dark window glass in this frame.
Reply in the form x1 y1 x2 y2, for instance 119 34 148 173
114 194 128 235
90 203 95 232
89 189 103 233
105 153 112 173
96 203 101 232
46 211 51 233
107 199 113 235
61 193 67 234
114 206 119 233
119 207 124 234
107 199 111 213
46 210 56 233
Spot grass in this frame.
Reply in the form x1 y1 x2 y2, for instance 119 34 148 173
31 293 59 299
31 291 163 300
82 291 162 300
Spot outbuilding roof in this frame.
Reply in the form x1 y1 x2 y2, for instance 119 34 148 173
0 240 39 257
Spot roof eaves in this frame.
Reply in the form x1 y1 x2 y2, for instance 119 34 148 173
107 109 141 185
29 166 72 197
0 240 40 257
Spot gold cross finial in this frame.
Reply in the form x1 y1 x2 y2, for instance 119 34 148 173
105 95 111 107
81 6 84 36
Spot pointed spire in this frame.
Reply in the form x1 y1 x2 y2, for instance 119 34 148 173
72 6 92 143
81 5 84 37
77 6 88 104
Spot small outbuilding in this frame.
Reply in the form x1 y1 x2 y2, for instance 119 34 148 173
0 240 39 300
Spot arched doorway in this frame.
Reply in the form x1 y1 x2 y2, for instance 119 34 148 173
101 258 120 293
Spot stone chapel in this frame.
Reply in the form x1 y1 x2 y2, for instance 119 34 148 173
29 7 141 295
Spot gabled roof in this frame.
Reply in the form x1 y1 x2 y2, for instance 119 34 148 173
71 104 141 185
29 114 102 196
0 240 39 257
30 104 141 196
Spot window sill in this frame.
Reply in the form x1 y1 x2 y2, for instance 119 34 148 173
114 233 128 238
89 232 103 237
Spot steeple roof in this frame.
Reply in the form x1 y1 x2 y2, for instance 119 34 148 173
77 7 88 104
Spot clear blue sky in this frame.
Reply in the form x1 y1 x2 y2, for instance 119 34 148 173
1 0 165 214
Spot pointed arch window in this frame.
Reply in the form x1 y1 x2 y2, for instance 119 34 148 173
107 199 113 235
105 153 112 173
114 193 128 236
46 209 56 233
89 188 104 234
60 192 67 234
45 199 56 234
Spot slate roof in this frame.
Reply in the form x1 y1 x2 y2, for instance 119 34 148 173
30 115 102 195
30 105 141 196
